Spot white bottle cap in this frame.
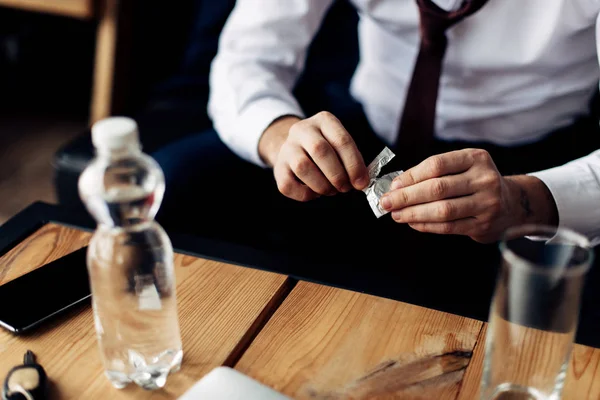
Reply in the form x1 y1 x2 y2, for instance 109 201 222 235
91 117 140 150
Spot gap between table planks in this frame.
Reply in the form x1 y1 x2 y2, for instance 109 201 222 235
3 224 600 399
236 281 484 399
0 223 294 399
236 281 600 400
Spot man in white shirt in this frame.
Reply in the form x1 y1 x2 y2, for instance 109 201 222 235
202 0 600 246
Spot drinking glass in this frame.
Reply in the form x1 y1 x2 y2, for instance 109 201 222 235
481 224 593 400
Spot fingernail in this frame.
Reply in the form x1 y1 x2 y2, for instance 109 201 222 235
391 180 402 190
380 196 392 211
355 177 368 189
341 184 352 193
392 211 402 221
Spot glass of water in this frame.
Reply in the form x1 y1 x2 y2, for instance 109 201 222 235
481 224 593 400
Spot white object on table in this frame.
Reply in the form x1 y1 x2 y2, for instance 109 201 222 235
178 367 291 400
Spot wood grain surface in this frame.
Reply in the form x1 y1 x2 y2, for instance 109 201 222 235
457 325 600 399
2 224 600 399
236 282 485 400
0 223 91 285
0 224 291 399
90 0 118 122
456 325 487 400
0 0 94 19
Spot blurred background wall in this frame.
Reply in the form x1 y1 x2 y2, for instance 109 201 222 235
0 0 359 223
0 0 203 223
0 5 94 223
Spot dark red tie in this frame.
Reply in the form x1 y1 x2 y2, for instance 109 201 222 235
395 0 489 168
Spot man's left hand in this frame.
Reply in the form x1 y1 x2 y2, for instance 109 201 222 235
379 148 557 243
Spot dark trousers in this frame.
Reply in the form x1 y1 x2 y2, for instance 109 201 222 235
153 95 600 256
151 96 600 333
151 96 600 343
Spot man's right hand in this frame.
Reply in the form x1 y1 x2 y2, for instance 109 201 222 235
258 111 370 202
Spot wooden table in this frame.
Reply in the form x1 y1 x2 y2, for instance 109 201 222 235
1 224 599 399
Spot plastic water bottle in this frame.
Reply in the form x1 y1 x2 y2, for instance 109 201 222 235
78 117 183 390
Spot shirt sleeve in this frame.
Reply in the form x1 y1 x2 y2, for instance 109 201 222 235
528 11 600 245
208 0 335 167
529 150 600 245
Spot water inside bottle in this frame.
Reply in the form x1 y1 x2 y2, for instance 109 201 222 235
85 184 182 390
79 120 183 390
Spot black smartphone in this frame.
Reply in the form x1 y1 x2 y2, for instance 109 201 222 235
0 246 91 334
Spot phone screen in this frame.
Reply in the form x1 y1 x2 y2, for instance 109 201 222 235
0 246 91 333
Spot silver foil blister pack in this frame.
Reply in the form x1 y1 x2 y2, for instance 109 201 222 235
362 147 403 218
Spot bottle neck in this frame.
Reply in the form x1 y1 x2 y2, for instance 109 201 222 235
96 144 142 160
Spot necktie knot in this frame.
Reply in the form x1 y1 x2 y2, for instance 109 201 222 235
417 0 488 45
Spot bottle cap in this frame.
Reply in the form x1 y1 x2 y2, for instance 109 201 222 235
91 117 140 151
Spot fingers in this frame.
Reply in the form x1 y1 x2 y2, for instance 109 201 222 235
287 146 337 195
391 195 482 223
380 175 473 212
391 150 476 189
274 165 320 202
408 218 478 236
290 112 368 192
386 149 504 243
294 124 351 193
318 112 369 189
274 111 370 201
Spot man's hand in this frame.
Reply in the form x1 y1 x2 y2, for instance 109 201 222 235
379 148 558 243
258 112 370 202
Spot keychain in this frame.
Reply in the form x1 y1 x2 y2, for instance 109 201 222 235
2 350 48 400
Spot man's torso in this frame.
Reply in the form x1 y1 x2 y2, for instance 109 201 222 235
348 0 600 145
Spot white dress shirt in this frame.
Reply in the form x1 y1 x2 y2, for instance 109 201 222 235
208 0 600 243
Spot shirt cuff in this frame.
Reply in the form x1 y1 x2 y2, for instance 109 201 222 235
229 97 304 167
529 164 600 246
